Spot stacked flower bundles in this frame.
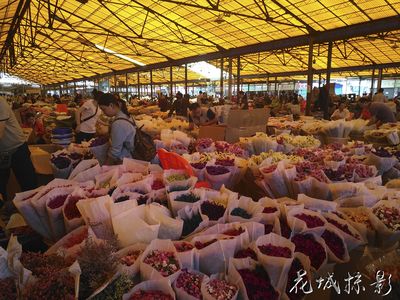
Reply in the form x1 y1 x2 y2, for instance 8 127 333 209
287 208 327 236
254 233 296 289
178 205 209 238
201 275 238 300
62 187 88 233
259 161 292 199
140 239 181 282
258 197 281 225
371 200 400 247
339 206 376 243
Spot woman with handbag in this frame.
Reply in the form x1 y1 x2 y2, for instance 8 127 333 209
75 96 101 143
0 97 37 205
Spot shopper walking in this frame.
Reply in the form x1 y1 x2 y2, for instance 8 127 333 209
0 97 37 203
372 88 386 103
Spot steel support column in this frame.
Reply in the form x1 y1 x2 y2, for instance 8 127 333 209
326 42 333 87
150 70 154 99
73 82 76 95
274 77 277 92
169 66 173 96
125 73 129 101
377 69 383 90
228 57 233 99
306 37 314 116
220 58 224 99
137 72 140 99
236 56 241 95
184 64 188 95
266 74 269 92
370 69 375 95
358 77 362 95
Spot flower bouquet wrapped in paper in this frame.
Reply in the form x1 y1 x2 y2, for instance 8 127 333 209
205 165 235 190
51 152 73 179
283 253 312 300
122 279 176 300
117 243 147 277
89 136 109 166
191 234 236 275
178 205 209 238
122 157 150 175
320 226 350 264
287 207 327 236
371 200 400 248
228 196 263 223
259 161 290 198
174 242 198 270
45 186 77 240
140 239 181 282
297 194 337 212
164 169 197 192
68 159 99 181
240 221 266 242
199 223 250 253
365 148 397 174
258 197 281 224
339 206 376 243
201 274 238 300
255 233 295 290
77 195 114 240
147 203 183 240
323 212 366 251
168 189 204 217
46 225 96 258
290 233 328 272
112 205 160 248
196 138 215 153
173 269 207 300
228 258 279 300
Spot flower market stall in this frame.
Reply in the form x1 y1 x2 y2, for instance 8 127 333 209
2 130 400 300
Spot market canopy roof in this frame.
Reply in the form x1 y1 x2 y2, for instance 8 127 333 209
0 0 399 85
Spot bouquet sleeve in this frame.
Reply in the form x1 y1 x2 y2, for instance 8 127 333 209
68 159 98 180
370 200 400 248
173 269 207 300
147 204 184 240
116 243 147 277
173 241 198 270
122 279 176 300
228 196 263 223
201 273 238 300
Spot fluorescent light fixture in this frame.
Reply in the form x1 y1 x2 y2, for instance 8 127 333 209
187 61 228 80
95 44 145 66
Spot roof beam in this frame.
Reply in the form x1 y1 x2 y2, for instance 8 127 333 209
240 62 400 79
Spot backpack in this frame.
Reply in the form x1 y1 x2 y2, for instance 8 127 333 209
113 117 156 162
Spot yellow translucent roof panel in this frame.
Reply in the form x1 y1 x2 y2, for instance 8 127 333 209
1 0 399 84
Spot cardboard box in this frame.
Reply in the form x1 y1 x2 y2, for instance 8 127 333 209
198 125 226 141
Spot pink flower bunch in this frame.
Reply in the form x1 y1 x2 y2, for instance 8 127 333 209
48 194 69 209
261 164 277 174
175 269 203 299
196 138 214 150
373 206 400 231
191 162 207 169
321 230 345 259
234 248 258 260
205 279 237 300
63 229 88 248
174 242 194 252
238 266 279 300
223 227 245 236
327 151 345 162
195 239 218 250
294 213 325 228
120 250 143 266
216 158 235 167
263 207 278 214
258 243 292 258
64 196 84 219
326 217 360 239
143 250 180 277
129 290 173 300
151 179 165 190
291 234 326 270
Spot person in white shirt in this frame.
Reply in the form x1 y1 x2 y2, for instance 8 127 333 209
75 97 101 143
331 101 352 121
372 88 386 103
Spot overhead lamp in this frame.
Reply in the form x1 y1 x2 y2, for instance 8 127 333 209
95 44 145 66
76 0 89 4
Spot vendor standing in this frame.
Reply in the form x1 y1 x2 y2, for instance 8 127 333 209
368 102 396 127
168 92 189 118
188 103 217 130
22 112 45 144
331 101 352 121
0 97 37 203
75 96 101 143
97 93 136 165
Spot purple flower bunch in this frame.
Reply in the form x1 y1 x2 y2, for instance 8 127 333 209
291 234 326 270
294 213 325 228
238 266 279 300
201 201 226 221
51 156 71 169
234 248 258 260
143 250 180 277
175 269 203 299
206 166 230 176
258 243 292 258
321 230 345 259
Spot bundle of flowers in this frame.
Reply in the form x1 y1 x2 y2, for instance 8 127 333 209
196 138 215 153
128 289 174 300
201 201 226 222
203 278 238 300
321 228 349 263
173 269 205 299
143 250 180 277
238 265 279 300
234 248 258 260
0 278 17 300
291 233 327 270
92 274 134 300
